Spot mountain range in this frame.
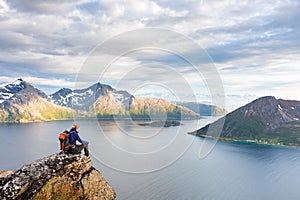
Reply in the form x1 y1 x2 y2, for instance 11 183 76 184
191 96 300 146
49 82 199 120
0 79 205 122
175 102 228 116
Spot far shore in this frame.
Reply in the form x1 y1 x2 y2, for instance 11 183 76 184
191 134 300 149
0 117 203 124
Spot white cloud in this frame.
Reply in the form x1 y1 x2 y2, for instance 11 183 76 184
0 0 299 106
100 0 188 19
0 76 77 88
6 0 90 14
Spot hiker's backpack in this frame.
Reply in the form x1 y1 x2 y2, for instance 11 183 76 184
58 130 70 151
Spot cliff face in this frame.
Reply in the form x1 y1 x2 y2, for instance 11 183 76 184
0 154 116 200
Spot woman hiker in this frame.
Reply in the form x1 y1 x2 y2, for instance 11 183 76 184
68 123 89 157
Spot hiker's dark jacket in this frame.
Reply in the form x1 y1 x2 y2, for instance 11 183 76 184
69 128 83 145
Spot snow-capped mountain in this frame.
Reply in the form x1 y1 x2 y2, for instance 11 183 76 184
0 79 48 104
50 82 132 111
0 79 73 122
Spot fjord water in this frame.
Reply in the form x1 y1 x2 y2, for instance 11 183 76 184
1 119 300 200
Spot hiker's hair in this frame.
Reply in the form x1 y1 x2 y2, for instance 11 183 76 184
72 123 80 130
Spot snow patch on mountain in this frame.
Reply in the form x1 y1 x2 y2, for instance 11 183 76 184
112 91 131 104
0 79 26 104
50 83 117 110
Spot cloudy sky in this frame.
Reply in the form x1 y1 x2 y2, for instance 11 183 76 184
0 0 299 110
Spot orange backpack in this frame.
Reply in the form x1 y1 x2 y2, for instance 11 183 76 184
58 130 70 151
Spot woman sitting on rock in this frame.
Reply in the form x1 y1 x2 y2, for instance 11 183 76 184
68 123 89 157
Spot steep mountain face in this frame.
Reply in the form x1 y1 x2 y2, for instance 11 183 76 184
0 153 116 199
51 83 199 120
50 82 115 110
175 102 227 116
192 96 300 146
0 79 73 122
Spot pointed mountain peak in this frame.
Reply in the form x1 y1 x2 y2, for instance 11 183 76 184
91 82 103 89
242 96 278 111
257 95 276 101
1 79 27 92
16 78 25 82
249 96 277 103
13 78 27 84
0 79 29 104
57 88 72 93
3 78 34 90
91 82 102 90
88 82 115 92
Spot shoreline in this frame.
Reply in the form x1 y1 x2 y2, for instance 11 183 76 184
194 134 300 149
0 116 203 124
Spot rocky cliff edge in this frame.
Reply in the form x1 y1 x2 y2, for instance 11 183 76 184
0 153 116 200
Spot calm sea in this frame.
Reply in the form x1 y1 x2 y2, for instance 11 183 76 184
1 118 300 200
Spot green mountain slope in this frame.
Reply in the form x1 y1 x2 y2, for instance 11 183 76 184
190 96 300 146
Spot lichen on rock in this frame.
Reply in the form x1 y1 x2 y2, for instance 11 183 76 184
0 153 116 200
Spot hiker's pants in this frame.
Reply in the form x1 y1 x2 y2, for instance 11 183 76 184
69 143 89 156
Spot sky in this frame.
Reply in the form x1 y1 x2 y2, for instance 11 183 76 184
0 0 299 110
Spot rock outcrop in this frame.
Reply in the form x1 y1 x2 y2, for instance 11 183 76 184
0 153 116 200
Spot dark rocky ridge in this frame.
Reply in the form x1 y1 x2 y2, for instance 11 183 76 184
0 153 116 200
191 96 300 146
